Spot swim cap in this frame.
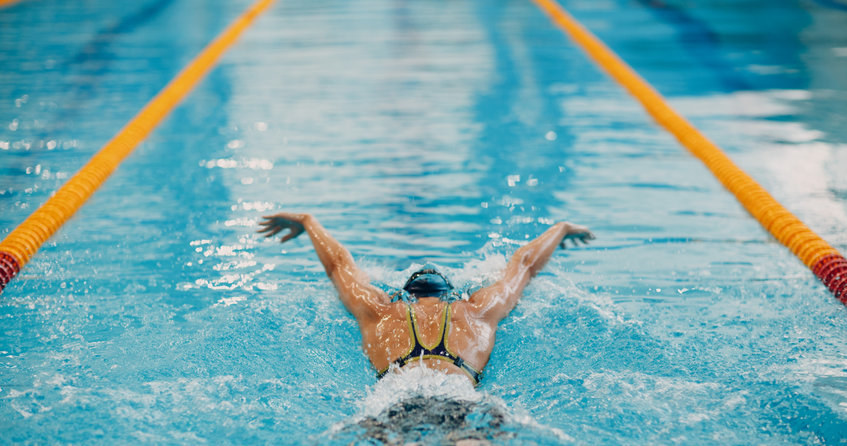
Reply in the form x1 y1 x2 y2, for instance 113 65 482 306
402 263 454 299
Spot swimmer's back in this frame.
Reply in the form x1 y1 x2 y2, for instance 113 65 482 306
361 298 495 380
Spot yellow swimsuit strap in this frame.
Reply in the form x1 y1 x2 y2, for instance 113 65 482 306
377 303 482 384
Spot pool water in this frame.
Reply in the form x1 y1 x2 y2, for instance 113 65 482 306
2 0 847 443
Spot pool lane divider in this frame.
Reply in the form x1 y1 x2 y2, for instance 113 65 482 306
0 0 275 292
532 0 847 306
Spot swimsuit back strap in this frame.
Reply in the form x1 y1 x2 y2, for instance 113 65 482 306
378 302 483 385
439 302 451 345
443 303 483 384
398 303 418 366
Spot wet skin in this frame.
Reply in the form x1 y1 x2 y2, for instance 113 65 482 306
258 212 593 384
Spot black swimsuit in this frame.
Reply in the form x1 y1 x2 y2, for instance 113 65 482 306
377 303 482 385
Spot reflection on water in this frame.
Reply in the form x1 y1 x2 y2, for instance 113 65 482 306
2 0 847 443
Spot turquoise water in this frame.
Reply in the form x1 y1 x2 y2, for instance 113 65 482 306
2 0 847 443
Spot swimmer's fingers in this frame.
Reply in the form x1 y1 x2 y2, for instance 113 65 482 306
258 213 307 243
257 226 281 237
257 219 284 237
578 231 596 244
257 216 279 228
559 238 588 249
560 227 595 249
560 238 585 249
257 219 278 231
260 227 284 238
560 238 577 249
279 225 304 243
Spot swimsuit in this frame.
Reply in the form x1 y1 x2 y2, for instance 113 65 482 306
377 302 482 385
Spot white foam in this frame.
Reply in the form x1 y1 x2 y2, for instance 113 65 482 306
356 366 480 419
331 366 576 443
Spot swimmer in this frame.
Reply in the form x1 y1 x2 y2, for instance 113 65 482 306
258 212 594 385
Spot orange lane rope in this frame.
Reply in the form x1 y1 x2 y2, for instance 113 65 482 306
0 0 22 8
532 0 847 305
0 0 275 292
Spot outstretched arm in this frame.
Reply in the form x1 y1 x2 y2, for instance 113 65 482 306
258 212 387 321
468 222 594 323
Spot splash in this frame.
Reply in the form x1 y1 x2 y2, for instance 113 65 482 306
324 367 508 445
357 366 481 418
363 255 508 302
322 367 574 445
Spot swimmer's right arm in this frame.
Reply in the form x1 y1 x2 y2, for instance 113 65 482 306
468 222 594 323
258 212 387 319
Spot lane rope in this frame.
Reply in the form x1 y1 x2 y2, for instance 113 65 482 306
532 0 847 305
0 0 275 292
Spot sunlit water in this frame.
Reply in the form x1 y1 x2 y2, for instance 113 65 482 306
2 0 847 444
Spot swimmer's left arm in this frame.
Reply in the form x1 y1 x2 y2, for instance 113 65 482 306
468 222 594 323
259 212 388 320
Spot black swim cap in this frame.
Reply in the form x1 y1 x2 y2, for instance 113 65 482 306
402 263 454 299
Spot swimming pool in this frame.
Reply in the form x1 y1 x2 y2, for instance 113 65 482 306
2 0 847 443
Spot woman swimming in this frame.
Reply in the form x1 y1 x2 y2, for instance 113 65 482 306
258 212 594 385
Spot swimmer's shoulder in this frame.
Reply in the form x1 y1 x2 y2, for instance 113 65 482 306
450 298 482 320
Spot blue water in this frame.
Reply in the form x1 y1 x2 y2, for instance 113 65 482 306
2 0 847 443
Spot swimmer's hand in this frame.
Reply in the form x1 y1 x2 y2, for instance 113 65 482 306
258 212 308 243
559 222 595 249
